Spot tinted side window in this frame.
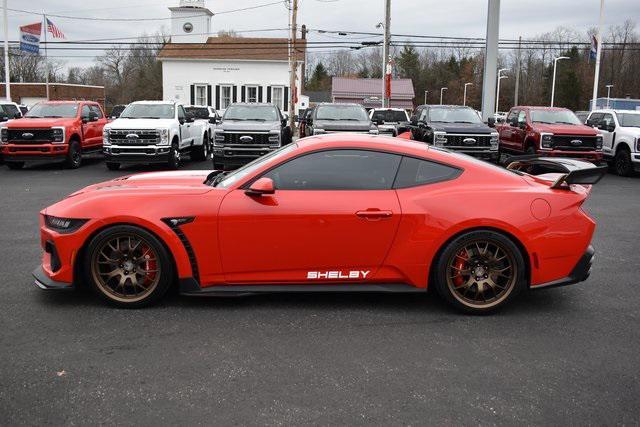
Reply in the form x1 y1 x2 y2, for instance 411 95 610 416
89 105 103 118
506 109 518 123
589 113 604 125
393 156 461 189
263 150 401 190
3 104 19 117
178 106 185 120
601 113 615 127
517 111 526 123
81 105 91 118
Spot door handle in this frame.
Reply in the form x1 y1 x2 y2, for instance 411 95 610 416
356 209 393 220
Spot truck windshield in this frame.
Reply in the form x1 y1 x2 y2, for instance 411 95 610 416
316 105 369 121
120 104 175 119
618 113 640 128
428 107 482 124
223 105 278 121
530 109 582 125
371 110 409 123
25 103 79 118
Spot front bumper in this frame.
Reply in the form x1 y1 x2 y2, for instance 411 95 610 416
1 143 68 161
532 245 594 290
540 150 603 162
213 145 277 161
33 266 74 290
104 145 171 164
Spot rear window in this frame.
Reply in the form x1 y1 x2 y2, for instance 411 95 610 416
394 157 462 188
371 110 408 123
185 107 210 119
315 105 369 121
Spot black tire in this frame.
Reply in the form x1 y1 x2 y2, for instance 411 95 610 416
6 161 24 170
84 225 175 308
167 142 180 170
65 140 82 169
192 134 209 161
432 230 526 314
106 162 120 171
614 147 633 177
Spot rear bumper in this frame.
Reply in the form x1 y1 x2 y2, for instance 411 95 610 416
1 143 68 161
532 245 594 290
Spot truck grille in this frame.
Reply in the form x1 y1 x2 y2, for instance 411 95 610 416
109 129 160 145
551 135 597 151
222 132 271 145
444 134 493 147
7 129 53 144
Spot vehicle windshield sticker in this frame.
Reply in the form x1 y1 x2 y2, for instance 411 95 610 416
307 271 370 279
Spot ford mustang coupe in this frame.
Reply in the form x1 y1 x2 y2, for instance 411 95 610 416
34 135 603 313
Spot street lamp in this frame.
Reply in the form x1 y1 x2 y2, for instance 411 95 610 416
496 68 508 114
424 90 429 104
606 84 614 108
440 87 448 105
550 56 570 107
463 82 473 106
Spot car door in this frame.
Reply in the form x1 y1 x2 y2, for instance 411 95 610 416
80 104 97 146
177 105 192 149
217 149 403 284
89 105 107 149
514 110 528 152
598 113 616 155
499 109 518 152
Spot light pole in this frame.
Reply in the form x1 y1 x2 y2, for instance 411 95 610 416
463 82 473 106
424 90 429 104
495 68 508 114
606 84 613 108
440 87 448 105
550 56 569 107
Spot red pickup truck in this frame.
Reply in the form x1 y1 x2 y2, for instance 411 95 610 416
495 106 603 162
0 101 107 169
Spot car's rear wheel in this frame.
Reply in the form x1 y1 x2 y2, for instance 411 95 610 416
167 143 180 169
85 225 174 308
433 230 526 314
192 134 209 161
6 161 24 169
614 147 633 177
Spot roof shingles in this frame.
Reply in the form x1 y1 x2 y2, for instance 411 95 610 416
158 36 306 61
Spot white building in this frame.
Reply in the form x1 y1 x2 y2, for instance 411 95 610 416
159 0 305 114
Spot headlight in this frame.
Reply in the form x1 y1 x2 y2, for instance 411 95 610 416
158 128 170 145
103 128 110 146
44 215 88 233
490 132 499 146
540 133 553 149
268 132 280 145
51 127 65 143
313 128 325 135
636 137 639 152
0 128 7 144
433 131 447 146
595 135 603 150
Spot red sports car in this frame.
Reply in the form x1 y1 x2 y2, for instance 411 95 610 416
34 134 604 313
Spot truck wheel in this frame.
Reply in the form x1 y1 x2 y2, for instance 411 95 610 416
65 141 82 169
106 162 120 171
192 136 209 161
614 147 633 177
167 143 180 170
6 161 24 170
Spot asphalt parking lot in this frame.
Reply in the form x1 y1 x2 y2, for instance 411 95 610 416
1 156 639 425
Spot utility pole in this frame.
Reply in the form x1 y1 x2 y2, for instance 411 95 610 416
382 0 391 108
440 87 447 105
591 0 604 111
300 24 307 92
423 90 429 104
606 84 613 108
514 35 521 106
43 11 50 100
550 56 569 107
463 82 472 106
3 0 10 101
288 0 298 129
481 0 500 121
496 68 507 114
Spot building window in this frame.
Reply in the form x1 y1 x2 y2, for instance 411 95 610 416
272 86 284 110
221 85 233 109
246 85 258 103
195 84 207 106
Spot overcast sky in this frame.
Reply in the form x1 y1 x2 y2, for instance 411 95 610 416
6 0 639 69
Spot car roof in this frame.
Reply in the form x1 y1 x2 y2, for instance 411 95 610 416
131 100 177 105
591 109 640 115
514 106 569 111
229 102 276 107
417 104 473 109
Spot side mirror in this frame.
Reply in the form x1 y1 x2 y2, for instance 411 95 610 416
209 117 218 124
186 116 195 123
518 121 527 130
0 115 9 122
14 112 21 119
89 112 98 122
487 117 496 127
509 118 518 127
245 177 275 196
179 118 185 125
606 123 616 132
410 115 418 125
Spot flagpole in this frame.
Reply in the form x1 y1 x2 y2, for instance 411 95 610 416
42 11 49 100
3 0 10 101
591 0 604 111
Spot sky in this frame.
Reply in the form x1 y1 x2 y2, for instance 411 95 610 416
5 0 640 70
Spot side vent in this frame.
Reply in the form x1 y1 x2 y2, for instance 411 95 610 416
161 217 199 284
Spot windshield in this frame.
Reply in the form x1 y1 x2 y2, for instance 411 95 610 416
530 109 582 125
223 105 278 121
618 113 640 128
185 107 210 119
215 144 297 188
428 107 482 124
316 105 369 121
25 103 78 118
120 104 175 119
371 109 409 123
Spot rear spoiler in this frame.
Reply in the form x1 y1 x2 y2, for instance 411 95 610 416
506 155 607 189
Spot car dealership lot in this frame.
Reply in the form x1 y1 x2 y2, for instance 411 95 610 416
0 158 639 424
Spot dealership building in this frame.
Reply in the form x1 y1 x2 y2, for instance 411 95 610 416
159 0 305 114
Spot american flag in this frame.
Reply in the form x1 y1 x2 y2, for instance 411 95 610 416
46 18 65 39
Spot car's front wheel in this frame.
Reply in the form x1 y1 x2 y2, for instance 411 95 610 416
433 230 526 314
85 225 174 308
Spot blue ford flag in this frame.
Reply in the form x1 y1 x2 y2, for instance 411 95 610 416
590 35 598 62
20 22 42 54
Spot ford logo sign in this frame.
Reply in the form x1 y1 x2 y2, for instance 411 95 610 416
125 133 139 139
570 139 582 146
239 135 253 143
21 34 39 43
21 132 34 139
463 137 476 145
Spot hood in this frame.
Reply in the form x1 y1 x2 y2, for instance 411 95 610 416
532 123 599 135
430 122 494 134
315 119 373 131
219 120 281 132
106 118 176 130
6 117 76 128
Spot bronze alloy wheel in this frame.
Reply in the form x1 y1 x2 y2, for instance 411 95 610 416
90 233 162 303
445 238 518 309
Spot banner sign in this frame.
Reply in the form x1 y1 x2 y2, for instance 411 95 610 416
20 22 42 54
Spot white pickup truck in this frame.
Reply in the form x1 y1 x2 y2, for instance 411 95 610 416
102 101 209 170
586 109 640 176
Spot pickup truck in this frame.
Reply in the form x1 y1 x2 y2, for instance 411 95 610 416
495 106 603 162
305 103 378 136
587 109 640 176
1 100 107 169
369 108 410 136
409 104 499 160
212 103 292 170
102 101 209 170
185 105 220 149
